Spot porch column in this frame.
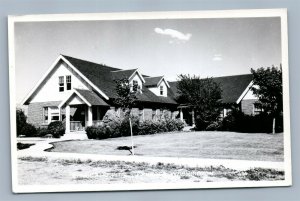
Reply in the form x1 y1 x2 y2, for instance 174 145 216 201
180 108 183 121
88 106 93 126
223 108 227 117
191 108 195 127
65 105 70 134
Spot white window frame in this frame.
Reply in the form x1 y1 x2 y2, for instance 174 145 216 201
160 85 164 96
42 107 48 124
59 76 64 92
66 75 72 90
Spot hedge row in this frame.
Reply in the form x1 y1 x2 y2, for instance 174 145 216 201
18 121 65 138
204 110 283 133
86 116 185 140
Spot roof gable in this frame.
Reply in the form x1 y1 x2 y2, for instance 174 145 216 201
59 88 109 108
169 74 253 104
145 76 170 88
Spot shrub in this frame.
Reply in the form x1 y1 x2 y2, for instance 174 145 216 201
17 142 35 150
86 116 185 140
36 127 49 137
206 121 222 131
47 121 65 138
20 123 37 137
16 109 27 137
219 110 284 133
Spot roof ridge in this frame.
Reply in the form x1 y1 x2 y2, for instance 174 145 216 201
61 54 121 71
111 68 137 73
168 74 252 83
145 76 164 79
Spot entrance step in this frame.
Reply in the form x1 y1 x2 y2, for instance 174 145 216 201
61 131 88 140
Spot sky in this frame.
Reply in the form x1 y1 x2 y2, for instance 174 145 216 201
14 17 281 104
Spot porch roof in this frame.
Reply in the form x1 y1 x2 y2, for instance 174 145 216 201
59 89 109 108
75 89 109 106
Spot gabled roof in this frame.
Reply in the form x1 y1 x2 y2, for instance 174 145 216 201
75 89 109 106
62 55 176 105
23 54 252 107
111 69 137 80
144 76 170 88
144 76 164 87
169 74 253 104
59 89 109 108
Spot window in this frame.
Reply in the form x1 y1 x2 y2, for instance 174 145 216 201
51 113 59 121
43 107 48 123
66 75 71 90
160 85 164 95
59 76 64 92
132 80 138 92
49 107 60 122
253 105 263 115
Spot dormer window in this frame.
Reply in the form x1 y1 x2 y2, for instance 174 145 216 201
132 80 138 92
160 85 164 95
59 76 64 92
66 75 71 90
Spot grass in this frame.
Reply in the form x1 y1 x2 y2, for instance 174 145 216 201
49 131 284 162
18 156 284 185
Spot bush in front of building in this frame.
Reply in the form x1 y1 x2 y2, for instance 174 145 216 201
16 109 27 137
216 110 283 133
20 123 37 137
47 121 65 138
86 116 185 140
36 127 50 137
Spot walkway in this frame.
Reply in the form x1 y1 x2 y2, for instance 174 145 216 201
17 137 285 171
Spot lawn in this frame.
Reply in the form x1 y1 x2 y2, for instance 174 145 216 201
18 156 284 185
50 131 284 162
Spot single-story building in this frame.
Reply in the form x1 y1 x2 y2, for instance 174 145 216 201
21 54 258 133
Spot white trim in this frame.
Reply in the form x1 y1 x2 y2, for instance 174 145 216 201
60 55 109 100
21 55 109 105
21 55 63 105
58 89 92 108
157 76 170 88
236 81 254 104
128 69 145 83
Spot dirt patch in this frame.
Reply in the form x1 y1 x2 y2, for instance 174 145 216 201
18 157 285 185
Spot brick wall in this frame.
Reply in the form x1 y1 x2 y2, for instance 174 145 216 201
27 101 61 127
241 99 256 115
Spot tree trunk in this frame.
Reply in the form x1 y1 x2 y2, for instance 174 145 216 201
272 117 276 134
129 117 135 155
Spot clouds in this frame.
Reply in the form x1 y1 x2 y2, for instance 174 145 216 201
154 27 191 43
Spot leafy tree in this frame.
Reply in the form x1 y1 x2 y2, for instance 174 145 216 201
113 78 139 155
250 65 283 134
16 109 27 136
176 74 222 130
113 78 138 115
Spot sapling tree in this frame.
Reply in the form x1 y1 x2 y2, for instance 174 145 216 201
114 78 139 154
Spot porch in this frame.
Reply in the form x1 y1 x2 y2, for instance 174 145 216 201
58 89 110 134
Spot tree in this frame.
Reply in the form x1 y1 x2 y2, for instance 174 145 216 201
16 109 27 136
114 78 138 115
250 65 283 134
113 78 139 155
176 74 222 130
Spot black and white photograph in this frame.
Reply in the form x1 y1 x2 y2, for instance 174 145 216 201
8 9 291 193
